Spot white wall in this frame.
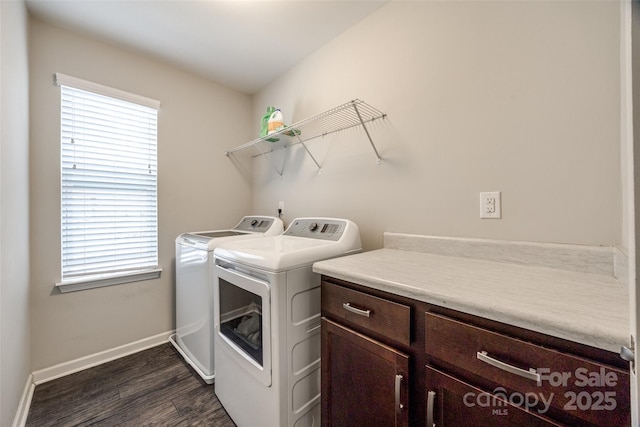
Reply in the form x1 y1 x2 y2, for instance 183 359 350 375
29 17 254 370
253 1 622 251
619 0 637 419
631 1 640 423
622 0 634 258
0 1 31 425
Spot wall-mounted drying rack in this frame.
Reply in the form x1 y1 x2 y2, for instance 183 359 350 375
225 99 386 175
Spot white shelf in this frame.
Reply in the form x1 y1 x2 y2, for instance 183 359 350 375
225 99 386 175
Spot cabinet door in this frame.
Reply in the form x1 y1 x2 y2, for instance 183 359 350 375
426 365 566 427
321 318 409 427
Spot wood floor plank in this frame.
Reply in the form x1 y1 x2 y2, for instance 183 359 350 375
26 388 121 427
85 399 182 427
117 358 194 399
26 343 236 427
32 345 176 404
172 383 223 419
172 407 237 427
27 345 182 427
74 361 209 425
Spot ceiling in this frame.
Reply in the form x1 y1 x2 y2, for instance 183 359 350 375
25 0 387 94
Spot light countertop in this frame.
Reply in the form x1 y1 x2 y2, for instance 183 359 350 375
313 233 630 353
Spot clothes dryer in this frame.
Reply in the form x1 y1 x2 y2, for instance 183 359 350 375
213 218 361 426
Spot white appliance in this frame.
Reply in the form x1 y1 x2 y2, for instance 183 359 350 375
170 216 283 384
213 218 361 427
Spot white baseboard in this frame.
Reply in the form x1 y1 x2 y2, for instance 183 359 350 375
12 373 34 427
32 330 174 385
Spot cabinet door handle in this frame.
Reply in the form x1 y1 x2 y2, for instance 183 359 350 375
426 390 436 427
395 374 405 414
342 302 371 317
477 350 541 382
621 345 635 363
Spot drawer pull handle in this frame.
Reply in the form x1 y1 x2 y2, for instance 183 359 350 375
342 302 371 317
395 374 404 414
426 390 436 427
477 351 540 382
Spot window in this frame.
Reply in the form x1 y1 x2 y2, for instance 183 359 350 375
55 73 161 292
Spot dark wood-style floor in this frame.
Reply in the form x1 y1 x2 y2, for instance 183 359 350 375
26 343 236 426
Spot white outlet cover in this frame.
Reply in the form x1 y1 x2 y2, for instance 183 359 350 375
480 191 501 219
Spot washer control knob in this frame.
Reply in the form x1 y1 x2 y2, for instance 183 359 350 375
251 219 259 227
309 222 319 232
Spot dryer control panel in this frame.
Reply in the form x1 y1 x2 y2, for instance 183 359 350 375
284 218 347 241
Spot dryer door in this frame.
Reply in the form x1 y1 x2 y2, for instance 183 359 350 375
215 263 272 387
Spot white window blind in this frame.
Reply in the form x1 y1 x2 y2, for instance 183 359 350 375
60 80 159 281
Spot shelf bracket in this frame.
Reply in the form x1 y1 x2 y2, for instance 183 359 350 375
352 101 382 165
253 138 284 176
294 134 322 173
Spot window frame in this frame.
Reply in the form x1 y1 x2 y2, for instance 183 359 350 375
54 73 162 293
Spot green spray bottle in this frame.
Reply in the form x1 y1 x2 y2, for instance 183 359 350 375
260 106 276 138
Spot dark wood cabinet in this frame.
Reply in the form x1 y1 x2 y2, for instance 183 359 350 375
321 276 631 427
321 318 409 427
424 311 631 427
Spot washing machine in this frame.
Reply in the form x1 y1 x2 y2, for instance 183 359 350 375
213 217 361 427
170 216 283 384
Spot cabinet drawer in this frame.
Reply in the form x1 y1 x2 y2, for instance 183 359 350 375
321 281 411 346
425 312 630 427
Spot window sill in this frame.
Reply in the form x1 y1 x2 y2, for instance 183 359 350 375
55 268 162 293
